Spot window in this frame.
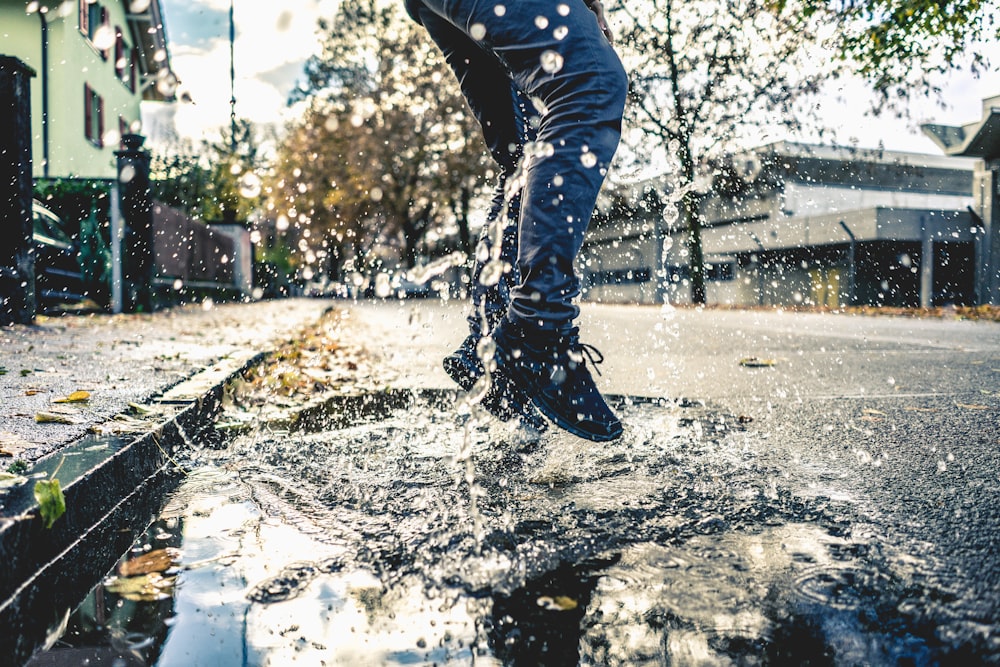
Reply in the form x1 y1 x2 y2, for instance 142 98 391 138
114 28 131 88
84 84 104 147
79 0 110 59
706 262 735 282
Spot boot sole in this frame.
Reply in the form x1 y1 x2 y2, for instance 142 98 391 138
443 353 546 429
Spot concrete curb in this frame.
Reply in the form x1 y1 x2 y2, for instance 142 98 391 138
0 351 265 667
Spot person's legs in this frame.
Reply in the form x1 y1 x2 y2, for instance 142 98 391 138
408 0 628 440
407 2 530 337
409 3 546 428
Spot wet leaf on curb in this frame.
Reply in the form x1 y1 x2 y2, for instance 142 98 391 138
119 548 182 577
35 410 82 425
34 478 66 528
0 471 29 490
53 390 91 404
0 431 35 457
739 357 775 368
105 572 177 602
89 414 155 435
537 595 579 611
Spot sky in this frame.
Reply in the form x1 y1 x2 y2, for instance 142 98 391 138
146 0 999 157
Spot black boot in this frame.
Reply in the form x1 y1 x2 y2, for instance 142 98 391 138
492 318 622 442
443 333 547 431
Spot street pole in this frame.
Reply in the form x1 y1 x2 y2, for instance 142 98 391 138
0 57 37 325
115 134 155 312
839 220 857 306
229 0 237 152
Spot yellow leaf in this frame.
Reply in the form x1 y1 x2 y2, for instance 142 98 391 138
119 548 182 577
105 572 177 602
53 390 91 403
537 595 579 611
35 411 82 424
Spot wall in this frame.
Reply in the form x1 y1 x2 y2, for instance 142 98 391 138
0 0 143 179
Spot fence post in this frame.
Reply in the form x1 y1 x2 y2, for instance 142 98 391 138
115 133 154 312
0 57 37 325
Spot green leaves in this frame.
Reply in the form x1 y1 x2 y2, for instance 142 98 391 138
34 477 66 529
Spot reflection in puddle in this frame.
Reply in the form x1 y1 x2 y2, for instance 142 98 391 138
29 393 998 665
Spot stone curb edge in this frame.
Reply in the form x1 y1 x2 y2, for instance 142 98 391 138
0 350 267 667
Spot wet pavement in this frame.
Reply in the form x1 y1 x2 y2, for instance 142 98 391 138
10 300 1000 665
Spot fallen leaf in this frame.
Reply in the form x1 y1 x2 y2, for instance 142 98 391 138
34 478 66 528
862 408 887 416
904 406 937 413
0 432 35 457
53 390 91 404
24 389 41 396
740 357 775 368
0 472 29 490
119 548 182 577
104 572 177 602
35 411 82 425
955 403 989 410
537 595 578 611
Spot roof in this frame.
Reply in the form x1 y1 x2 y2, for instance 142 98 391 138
124 0 176 102
921 95 1000 161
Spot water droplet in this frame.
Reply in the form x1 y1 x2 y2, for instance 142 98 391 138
374 273 391 298
540 50 564 73
129 0 151 12
325 116 339 132
239 172 262 198
470 23 487 40
479 260 505 287
370 187 383 202
155 71 178 97
92 25 116 51
580 151 597 168
662 203 679 224
119 164 136 183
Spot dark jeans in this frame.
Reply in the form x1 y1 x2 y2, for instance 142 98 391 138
405 0 628 335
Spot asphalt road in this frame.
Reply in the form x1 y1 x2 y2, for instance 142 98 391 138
346 299 1000 660
23 299 1000 665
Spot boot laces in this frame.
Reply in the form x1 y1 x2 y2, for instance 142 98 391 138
564 327 605 377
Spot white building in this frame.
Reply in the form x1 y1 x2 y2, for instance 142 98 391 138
583 142 978 308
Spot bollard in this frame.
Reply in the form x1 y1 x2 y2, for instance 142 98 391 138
115 133 155 312
0 56 37 325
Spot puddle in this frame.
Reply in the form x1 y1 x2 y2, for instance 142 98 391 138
27 391 1000 665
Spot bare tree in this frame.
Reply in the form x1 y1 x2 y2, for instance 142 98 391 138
270 0 490 278
615 0 841 303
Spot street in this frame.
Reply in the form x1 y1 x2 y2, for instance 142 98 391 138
26 300 1000 665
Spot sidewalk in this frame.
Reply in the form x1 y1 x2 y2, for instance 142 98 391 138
0 298 335 665
1 299 334 464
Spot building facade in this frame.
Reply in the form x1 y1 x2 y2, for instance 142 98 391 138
0 0 173 180
924 94 1000 305
583 142 978 308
